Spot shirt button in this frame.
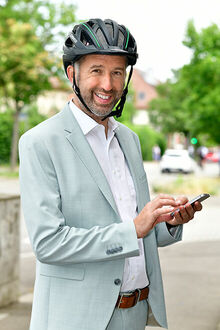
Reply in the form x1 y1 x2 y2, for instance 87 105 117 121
114 279 121 286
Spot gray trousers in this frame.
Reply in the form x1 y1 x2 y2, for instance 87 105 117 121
106 300 148 330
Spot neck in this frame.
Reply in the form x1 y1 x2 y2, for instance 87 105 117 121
72 98 109 137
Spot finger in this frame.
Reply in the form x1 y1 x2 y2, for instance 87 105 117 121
153 198 177 210
175 195 189 206
178 205 192 223
172 207 184 223
154 194 176 203
193 201 203 211
155 212 174 224
184 203 195 219
154 206 174 220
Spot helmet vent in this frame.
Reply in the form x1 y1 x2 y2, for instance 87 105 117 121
126 36 135 50
106 22 114 41
65 37 73 47
118 30 124 48
96 28 107 47
80 31 93 46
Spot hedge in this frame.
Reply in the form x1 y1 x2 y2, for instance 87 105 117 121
122 121 166 161
0 106 47 164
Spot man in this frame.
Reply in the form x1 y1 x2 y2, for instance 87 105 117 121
19 19 202 330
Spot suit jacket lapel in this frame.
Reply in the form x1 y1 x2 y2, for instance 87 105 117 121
60 104 119 218
115 125 145 212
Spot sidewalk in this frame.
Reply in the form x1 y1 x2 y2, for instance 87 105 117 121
0 240 220 330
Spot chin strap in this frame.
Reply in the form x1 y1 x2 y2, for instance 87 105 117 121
101 66 133 121
72 65 133 120
72 74 93 114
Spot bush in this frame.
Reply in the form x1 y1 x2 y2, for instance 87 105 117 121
0 111 13 164
122 121 166 161
19 105 47 136
0 105 47 164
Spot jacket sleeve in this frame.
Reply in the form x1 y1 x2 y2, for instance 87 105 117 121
19 133 140 266
132 131 183 247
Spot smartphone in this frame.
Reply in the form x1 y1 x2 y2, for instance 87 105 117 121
170 193 210 217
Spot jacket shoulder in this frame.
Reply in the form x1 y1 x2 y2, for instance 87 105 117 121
19 103 71 145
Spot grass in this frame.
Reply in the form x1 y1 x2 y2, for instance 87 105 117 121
153 174 220 196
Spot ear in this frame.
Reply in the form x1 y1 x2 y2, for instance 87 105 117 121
67 65 74 84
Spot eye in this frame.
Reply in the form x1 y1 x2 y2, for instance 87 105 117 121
113 71 122 76
113 70 125 77
91 69 101 74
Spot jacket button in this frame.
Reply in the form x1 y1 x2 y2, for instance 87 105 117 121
114 279 121 286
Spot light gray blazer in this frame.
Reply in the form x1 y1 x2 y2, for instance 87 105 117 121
19 103 182 330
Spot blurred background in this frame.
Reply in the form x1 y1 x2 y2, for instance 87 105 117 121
0 0 219 329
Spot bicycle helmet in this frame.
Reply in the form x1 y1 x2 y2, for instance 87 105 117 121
63 18 138 119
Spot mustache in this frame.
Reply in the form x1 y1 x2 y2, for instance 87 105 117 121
93 88 114 95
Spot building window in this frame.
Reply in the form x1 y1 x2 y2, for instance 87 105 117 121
138 91 146 100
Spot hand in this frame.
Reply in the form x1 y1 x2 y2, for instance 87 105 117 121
134 194 179 238
166 196 203 226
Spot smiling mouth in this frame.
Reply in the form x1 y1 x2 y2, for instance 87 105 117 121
94 92 113 103
96 93 111 100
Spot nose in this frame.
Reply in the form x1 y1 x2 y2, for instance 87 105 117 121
100 73 113 92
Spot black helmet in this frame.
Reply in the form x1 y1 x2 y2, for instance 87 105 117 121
63 18 138 119
63 18 138 76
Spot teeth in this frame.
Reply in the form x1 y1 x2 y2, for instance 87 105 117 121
96 93 110 100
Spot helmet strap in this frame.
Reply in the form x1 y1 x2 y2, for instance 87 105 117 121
101 66 133 121
72 71 93 114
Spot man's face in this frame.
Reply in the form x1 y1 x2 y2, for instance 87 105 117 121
71 54 127 118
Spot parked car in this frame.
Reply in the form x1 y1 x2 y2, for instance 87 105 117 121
204 152 219 163
160 149 196 174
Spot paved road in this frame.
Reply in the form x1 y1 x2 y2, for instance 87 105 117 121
0 162 219 330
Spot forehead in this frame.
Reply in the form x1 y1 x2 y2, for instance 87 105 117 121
79 54 127 69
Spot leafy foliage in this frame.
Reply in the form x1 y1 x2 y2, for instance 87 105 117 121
0 0 77 168
149 21 220 144
0 111 13 163
117 84 166 160
0 106 47 163
0 0 76 107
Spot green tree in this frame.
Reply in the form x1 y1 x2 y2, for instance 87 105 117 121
0 0 76 170
117 84 136 125
149 21 220 145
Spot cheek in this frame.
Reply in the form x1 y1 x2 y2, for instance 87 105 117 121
117 76 126 90
80 77 99 92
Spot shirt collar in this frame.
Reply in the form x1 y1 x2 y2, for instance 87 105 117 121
69 100 119 136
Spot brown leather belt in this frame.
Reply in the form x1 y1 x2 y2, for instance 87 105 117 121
116 286 149 309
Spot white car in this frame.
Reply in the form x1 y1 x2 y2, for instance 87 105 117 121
160 149 196 174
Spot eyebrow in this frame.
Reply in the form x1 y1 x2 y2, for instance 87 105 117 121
89 64 125 71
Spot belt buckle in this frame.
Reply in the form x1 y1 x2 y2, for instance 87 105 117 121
133 288 141 307
118 291 133 308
